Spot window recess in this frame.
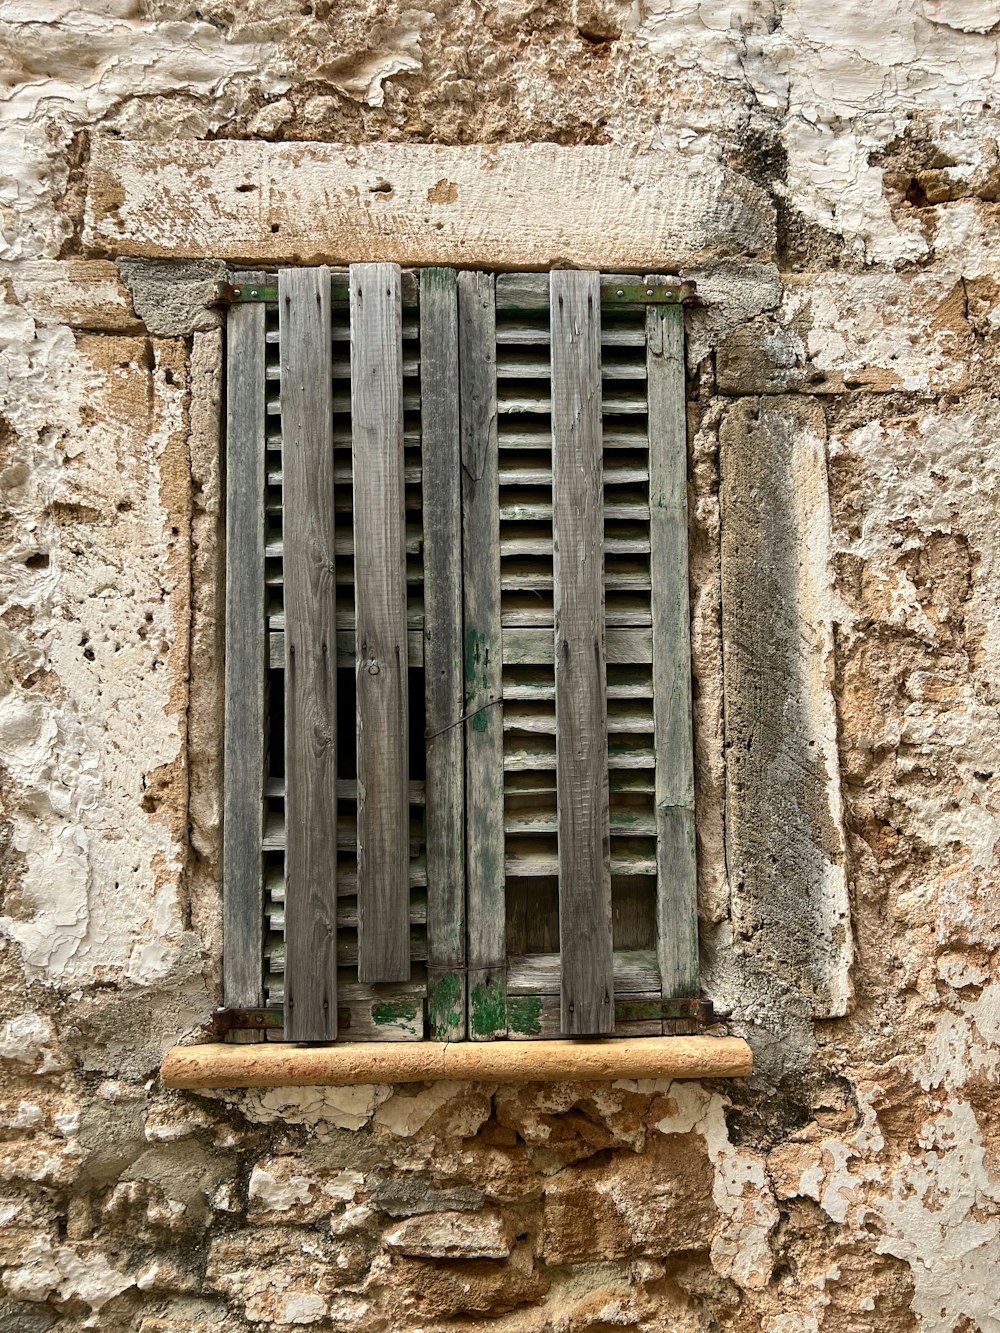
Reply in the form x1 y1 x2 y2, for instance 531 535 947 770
221 265 701 1045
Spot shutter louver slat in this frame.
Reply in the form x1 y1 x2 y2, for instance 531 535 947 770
223 270 269 1039
550 270 615 1035
459 271 507 1040
351 262 411 984
647 294 699 1002
280 267 339 1041
421 268 467 1040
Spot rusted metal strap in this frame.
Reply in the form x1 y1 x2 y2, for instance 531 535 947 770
208 1006 352 1037
604 281 698 306
212 281 279 307
614 997 719 1024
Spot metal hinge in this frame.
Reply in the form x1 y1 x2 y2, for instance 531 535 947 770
604 280 698 306
207 1006 351 1038
211 281 278 307
614 997 722 1024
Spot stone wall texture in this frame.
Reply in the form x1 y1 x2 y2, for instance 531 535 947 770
0 0 998 1329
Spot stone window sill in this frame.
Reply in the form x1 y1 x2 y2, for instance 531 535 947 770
160 1036 752 1089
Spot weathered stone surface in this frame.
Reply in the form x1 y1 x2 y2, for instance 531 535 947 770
719 396 853 1018
383 1210 511 1259
540 1133 716 1265
116 259 226 337
2 260 142 333
84 141 776 268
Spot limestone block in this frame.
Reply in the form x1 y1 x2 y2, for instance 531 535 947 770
84 141 776 268
720 397 852 1017
2 260 143 333
540 1133 715 1264
383 1209 511 1259
718 272 975 396
386 1249 549 1319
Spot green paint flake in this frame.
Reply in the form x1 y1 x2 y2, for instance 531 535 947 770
372 999 420 1033
470 980 506 1038
428 972 463 1038
506 995 542 1037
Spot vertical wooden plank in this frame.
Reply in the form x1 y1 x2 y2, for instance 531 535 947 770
223 269 268 1038
421 268 466 1040
280 267 338 1041
647 296 699 998
351 262 410 984
550 269 614 1035
459 271 506 1039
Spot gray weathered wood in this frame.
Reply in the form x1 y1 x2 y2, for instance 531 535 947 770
351 262 411 983
647 297 699 998
507 950 660 994
420 267 466 1040
459 271 506 1039
550 270 614 1034
223 270 269 1038
503 626 652 666
270 629 422 670
278 267 338 1041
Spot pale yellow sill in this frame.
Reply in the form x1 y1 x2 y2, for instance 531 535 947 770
160 1036 752 1089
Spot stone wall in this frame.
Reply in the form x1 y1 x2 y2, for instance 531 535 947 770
0 1 998 1329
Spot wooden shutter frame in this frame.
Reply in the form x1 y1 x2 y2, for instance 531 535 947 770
222 265 699 1044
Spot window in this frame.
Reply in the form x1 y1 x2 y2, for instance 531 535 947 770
220 265 699 1046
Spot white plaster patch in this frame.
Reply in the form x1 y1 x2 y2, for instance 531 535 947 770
0 315 190 987
651 1081 779 1290
223 1083 393 1131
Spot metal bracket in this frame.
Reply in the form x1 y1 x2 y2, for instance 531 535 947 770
604 280 698 306
614 997 720 1025
208 1006 351 1038
211 281 279 307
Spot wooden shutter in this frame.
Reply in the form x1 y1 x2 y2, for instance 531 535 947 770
256 267 433 1039
465 271 699 1038
223 265 696 1043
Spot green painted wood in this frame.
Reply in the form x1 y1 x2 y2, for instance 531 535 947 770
351 262 411 984
647 295 699 999
459 271 507 1040
420 267 467 1041
550 269 614 1034
222 269 269 1042
279 267 338 1041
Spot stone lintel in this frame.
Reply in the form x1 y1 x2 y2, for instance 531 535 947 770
83 140 775 269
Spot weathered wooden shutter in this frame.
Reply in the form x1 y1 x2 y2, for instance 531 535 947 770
463 271 699 1039
222 265 696 1043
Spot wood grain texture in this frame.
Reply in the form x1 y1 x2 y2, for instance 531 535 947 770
278 267 338 1041
85 142 776 267
420 267 467 1041
549 270 614 1035
647 299 699 999
351 263 411 984
459 271 507 1040
223 270 268 1030
161 1035 753 1089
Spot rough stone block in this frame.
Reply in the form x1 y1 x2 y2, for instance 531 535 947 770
540 1134 715 1264
719 396 852 1017
384 1209 511 1259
